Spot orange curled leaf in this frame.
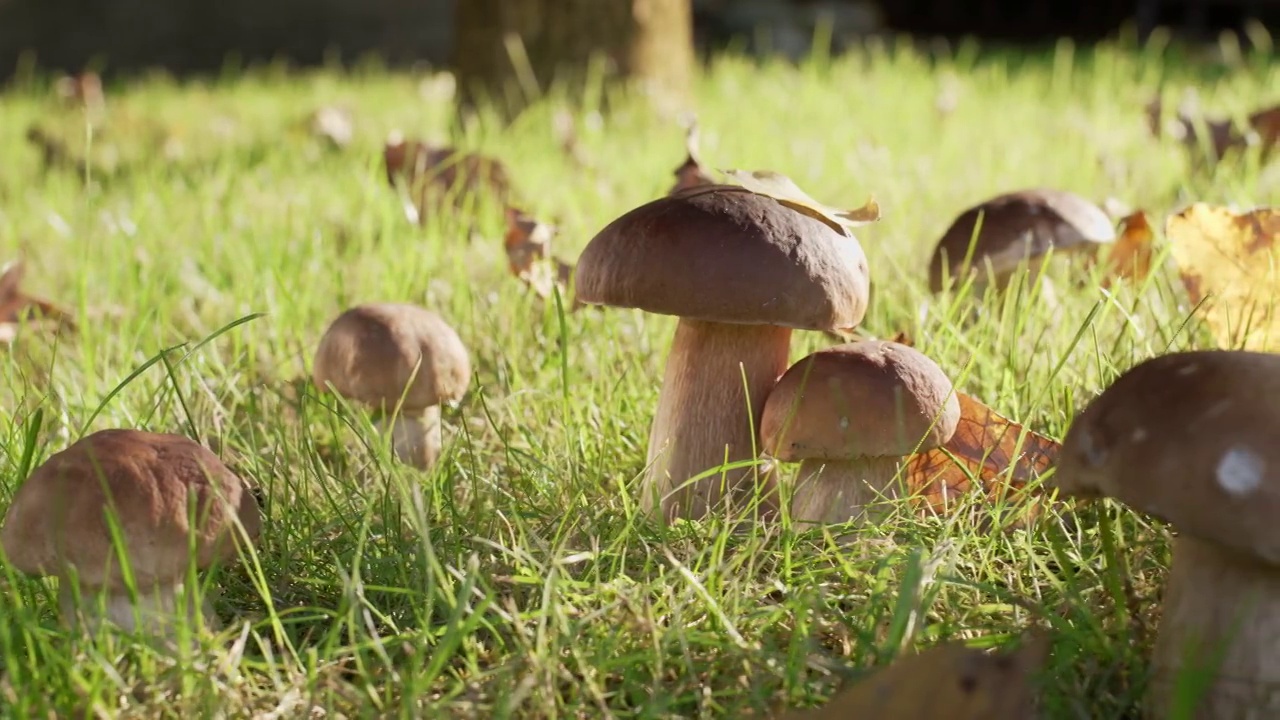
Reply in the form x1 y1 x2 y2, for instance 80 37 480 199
776 634 1048 720
904 393 1059 515
1166 203 1280 351
1101 210 1156 287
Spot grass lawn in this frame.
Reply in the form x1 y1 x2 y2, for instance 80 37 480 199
0 33 1277 718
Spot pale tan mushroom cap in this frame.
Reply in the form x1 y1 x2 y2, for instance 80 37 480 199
1055 350 1280 565
760 340 961 462
0 429 261 589
574 185 871 332
928 188 1117 292
312 303 472 413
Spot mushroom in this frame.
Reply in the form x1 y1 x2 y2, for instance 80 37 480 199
1053 349 1280 719
759 340 961 525
0 429 261 637
575 185 871 521
927 188 1116 295
312 303 472 470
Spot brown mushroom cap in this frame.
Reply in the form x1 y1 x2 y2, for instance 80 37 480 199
574 185 871 332
313 303 472 413
760 340 961 462
1055 350 1280 565
0 429 261 589
928 188 1117 292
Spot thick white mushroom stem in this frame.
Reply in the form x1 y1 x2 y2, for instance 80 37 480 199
643 319 791 521
374 405 443 470
789 456 903 525
1149 536 1280 719
59 581 218 637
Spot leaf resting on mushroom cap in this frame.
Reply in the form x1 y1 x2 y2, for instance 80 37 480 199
719 169 880 237
1166 203 1280 351
775 633 1049 719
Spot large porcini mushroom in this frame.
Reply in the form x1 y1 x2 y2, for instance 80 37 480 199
1053 349 1280 719
0 429 261 636
927 188 1116 294
313 303 472 470
575 185 871 521
760 340 961 525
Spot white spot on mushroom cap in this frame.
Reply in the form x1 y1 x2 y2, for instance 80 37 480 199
839 417 849 430
1177 364 1199 376
1131 428 1148 442
1217 445 1265 498
1077 426 1108 468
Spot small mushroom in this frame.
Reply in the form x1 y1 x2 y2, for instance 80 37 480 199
927 189 1116 295
760 340 960 525
1053 349 1280 720
0 429 261 637
312 303 472 470
575 185 871 521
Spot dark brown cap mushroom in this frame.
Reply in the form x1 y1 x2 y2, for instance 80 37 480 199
313 303 471 470
0 429 261 636
575 184 871 521
1054 349 1280 719
927 189 1116 294
760 340 960 524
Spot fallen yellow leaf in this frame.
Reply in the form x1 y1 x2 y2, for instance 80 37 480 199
1166 203 1280 351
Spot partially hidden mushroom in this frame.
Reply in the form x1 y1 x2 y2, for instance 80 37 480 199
1053 349 1280 720
575 185 871 521
927 188 1116 295
760 340 961 525
0 429 261 637
313 303 472 470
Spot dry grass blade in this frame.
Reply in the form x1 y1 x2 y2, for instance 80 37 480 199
776 632 1049 719
1166 203 1280 351
668 116 716 194
904 393 1059 520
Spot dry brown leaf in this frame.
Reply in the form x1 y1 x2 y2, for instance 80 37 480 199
1147 97 1280 164
776 634 1049 719
668 118 716 195
1166 203 1280 351
1101 210 1156 287
904 393 1059 517
383 133 513 226
307 106 354 148
54 72 105 118
0 260 77 344
503 207 579 309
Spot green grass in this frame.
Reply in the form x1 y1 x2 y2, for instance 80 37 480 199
0 32 1276 718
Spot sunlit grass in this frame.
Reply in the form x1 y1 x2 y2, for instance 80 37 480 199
0 33 1276 717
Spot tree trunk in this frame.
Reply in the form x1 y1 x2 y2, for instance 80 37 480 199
453 0 694 116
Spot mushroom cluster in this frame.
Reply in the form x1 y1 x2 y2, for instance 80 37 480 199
574 184 872 521
760 340 961 526
1054 350 1280 719
0 429 261 638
